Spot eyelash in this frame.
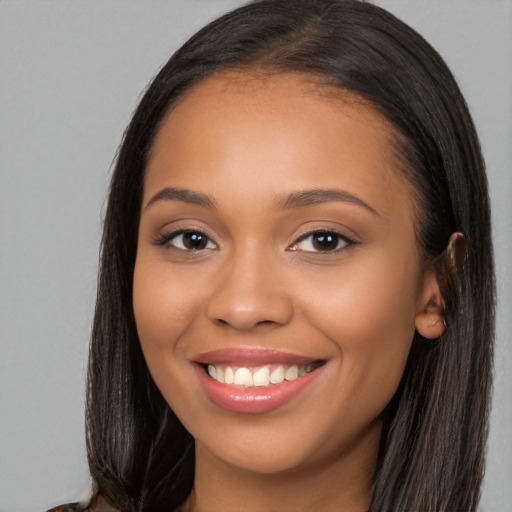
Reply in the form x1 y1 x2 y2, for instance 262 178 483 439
153 229 217 251
152 228 357 254
290 229 357 254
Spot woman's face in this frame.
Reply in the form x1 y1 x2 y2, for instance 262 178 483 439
133 73 442 476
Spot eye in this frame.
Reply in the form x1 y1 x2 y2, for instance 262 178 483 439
154 229 217 251
290 230 355 253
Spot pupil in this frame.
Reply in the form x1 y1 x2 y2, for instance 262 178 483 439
184 232 207 250
312 233 338 251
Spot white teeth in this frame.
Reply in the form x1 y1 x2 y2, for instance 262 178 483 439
234 367 253 386
207 362 320 387
224 366 234 384
252 366 270 387
270 366 285 384
285 365 299 381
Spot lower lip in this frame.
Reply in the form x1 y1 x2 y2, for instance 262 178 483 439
194 364 324 414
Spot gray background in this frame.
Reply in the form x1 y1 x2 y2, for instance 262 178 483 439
0 1 510 511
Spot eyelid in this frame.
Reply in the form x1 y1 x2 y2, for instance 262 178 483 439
152 225 357 254
288 229 357 253
152 228 218 251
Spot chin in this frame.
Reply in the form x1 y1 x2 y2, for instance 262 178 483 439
212 444 317 475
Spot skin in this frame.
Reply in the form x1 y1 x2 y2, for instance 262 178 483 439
133 72 445 512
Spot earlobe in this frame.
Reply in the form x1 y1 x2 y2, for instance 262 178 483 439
415 308 446 339
415 270 446 340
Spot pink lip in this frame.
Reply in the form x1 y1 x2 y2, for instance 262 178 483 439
193 348 318 366
192 349 326 414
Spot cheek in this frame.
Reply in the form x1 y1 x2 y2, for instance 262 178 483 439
301 250 420 405
132 259 199 388
133 258 202 344
132 259 206 420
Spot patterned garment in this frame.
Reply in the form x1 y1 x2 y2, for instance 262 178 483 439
46 492 120 512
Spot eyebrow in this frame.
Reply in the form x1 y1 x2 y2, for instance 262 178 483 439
143 186 379 216
144 187 217 211
275 188 380 216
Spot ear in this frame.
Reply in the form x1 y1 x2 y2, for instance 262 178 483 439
415 232 467 340
415 269 446 340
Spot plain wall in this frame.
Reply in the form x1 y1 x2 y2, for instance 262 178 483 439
0 1 510 511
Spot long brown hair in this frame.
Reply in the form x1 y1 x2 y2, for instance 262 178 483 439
87 1 495 510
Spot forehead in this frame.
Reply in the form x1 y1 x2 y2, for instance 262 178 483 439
145 71 414 221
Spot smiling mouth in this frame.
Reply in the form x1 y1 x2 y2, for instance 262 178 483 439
194 350 327 413
201 361 324 388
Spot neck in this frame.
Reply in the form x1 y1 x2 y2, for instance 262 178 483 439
183 421 380 512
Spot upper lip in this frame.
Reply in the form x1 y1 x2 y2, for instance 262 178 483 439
192 348 322 366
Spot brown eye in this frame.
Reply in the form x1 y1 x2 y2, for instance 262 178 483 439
154 230 217 251
311 232 339 251
292 231 354 253
181 231 210 250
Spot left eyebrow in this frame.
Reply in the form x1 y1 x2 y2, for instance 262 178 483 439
275 188 380 217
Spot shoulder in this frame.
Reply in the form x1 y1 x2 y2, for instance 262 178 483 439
46 492 120 512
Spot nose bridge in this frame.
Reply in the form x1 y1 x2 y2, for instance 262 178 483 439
206 241 293 330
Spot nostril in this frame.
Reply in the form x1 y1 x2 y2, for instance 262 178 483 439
256 319 280 326
206 275 294 330
213 317 283 330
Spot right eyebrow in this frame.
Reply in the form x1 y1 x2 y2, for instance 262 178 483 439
143 187 217 211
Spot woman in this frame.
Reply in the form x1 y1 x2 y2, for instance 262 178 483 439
50 0 495 510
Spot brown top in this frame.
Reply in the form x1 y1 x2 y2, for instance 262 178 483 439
46 492 120 512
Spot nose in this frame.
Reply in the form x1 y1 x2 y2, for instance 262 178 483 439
206 248 294 331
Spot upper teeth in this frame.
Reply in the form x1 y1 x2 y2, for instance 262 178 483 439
206 363 317 387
